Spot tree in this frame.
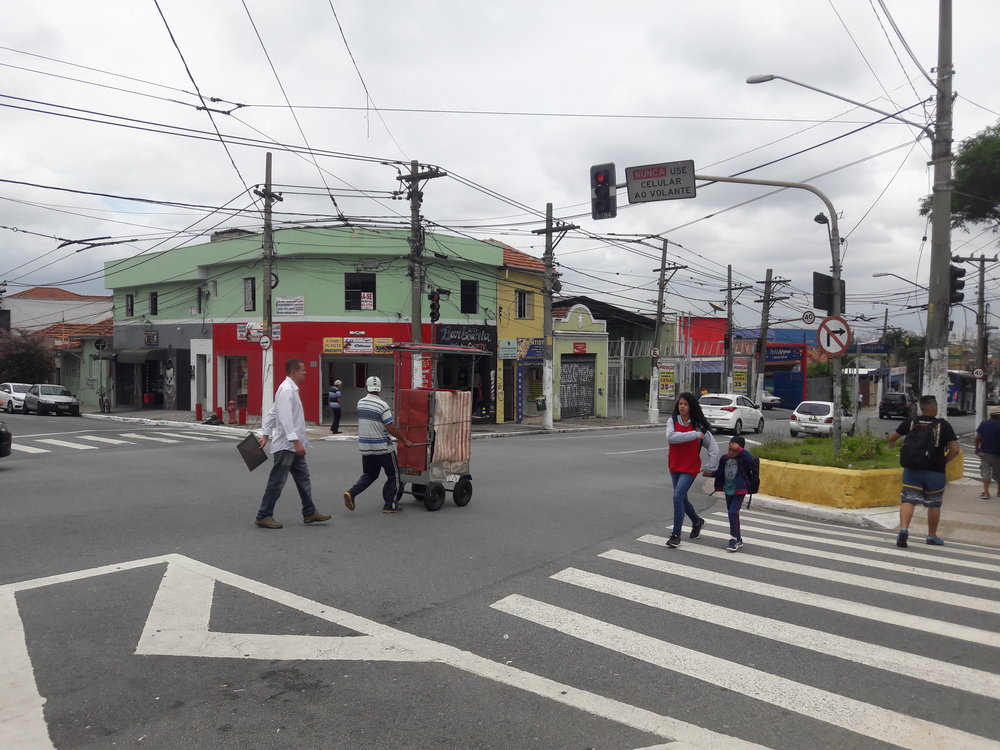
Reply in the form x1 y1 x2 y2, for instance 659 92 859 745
0 329 54 383
920 121 1000 233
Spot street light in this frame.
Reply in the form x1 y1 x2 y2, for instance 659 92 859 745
872 272 928 291
745 74 933 138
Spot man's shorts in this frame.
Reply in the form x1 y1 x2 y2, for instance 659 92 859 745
900 468 946 508
979 453 1000 482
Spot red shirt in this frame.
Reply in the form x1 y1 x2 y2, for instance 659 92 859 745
668 420 704 474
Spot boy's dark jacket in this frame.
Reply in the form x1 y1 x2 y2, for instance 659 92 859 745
713 448 757 495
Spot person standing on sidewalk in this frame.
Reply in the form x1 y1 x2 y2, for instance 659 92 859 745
255 358 331 529
328 379 343 434
887 395 960 547
343 376 413 513
665 391 719 548
974 405 1000 499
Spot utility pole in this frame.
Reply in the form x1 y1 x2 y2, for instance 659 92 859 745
397 160 445 386
753 270 789 407
532 204 577 430
721 268 752 393
648 245 685 424
254 152 282 418
923 0 955 408
876 306 889 406
953 253 998 423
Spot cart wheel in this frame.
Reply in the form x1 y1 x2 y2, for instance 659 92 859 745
424 482 446 511
410 483 427 501
452 477 473 507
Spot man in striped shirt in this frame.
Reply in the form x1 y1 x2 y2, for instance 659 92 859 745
343 376 413 513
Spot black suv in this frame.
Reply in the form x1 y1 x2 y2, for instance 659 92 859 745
879 392 913 420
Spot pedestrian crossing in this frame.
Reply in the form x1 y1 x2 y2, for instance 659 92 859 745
8 430 241 455
488 511 1000 749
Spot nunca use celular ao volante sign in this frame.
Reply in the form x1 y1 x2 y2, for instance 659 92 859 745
625 160 696 203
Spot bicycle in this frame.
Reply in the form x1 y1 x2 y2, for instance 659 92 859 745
98 387 112 414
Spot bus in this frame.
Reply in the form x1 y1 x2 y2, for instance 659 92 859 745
947 370 975 414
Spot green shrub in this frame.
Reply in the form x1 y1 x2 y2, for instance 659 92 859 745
838 431 884 462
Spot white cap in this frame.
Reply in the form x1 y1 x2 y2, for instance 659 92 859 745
366 376 382 393
333 379 342 386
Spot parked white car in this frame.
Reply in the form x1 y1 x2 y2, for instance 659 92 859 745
23 384 81 416
789 401 856 438
0 382 30 413
760 390 782 409
698 393 765 435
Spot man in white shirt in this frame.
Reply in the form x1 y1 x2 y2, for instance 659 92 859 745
255 358 331 529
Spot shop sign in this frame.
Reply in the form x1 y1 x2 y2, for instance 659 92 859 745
498 339 518 360
733 364 748 394
658 364 676 399
144 330 159 346
275 296 305 316
435 324 495 350
766 346 801 363
517 337 544 360
572 342 587 354
360 292 374 311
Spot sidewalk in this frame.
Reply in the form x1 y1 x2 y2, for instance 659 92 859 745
80 405 1000 549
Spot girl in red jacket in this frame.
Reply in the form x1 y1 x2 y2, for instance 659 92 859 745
665 392 719 548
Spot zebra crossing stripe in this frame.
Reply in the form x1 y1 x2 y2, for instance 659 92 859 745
9 444 49 454
491 594 996 750
703 518 1000 576
601 549 1000 648
34 439 98 451
729 514 1000 564
153 432 218 441
118 433 180 444
637 535 1000 616
552 566 1000 699
76 435 135 445
692 526 997 590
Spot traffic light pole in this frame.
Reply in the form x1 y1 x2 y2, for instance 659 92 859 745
953 254 998 424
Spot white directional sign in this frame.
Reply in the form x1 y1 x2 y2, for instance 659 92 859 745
817 315 851 357
625 160 696 203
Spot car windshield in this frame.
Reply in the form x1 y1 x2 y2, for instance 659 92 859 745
797 402 831 416
699 397 731 406
11 384 30 393
40 385 72 396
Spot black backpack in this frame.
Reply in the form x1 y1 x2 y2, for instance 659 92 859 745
899 418 941 470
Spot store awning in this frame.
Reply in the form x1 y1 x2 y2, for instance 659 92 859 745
115 348 169 363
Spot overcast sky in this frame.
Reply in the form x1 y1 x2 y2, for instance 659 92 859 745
2 1 997 343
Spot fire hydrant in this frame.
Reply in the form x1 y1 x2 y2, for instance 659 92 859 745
226 400 238 424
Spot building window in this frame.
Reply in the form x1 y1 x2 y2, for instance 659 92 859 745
125 294 134 317
515 289 532 319
149 292 158 316
345 273 376 311
243 278 256 312
460 280 479 314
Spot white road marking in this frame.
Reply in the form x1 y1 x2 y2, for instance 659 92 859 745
606 447 665 454
553 566 1000 699
603 549 1000 648
34 439 98 451
76 435 135 445
491 594 997 750
695 523 998 590
0 555 768 750
152 432 218 441
638 535 1000 615
732 514 1000 566
9 444 49 454
118 433 180 443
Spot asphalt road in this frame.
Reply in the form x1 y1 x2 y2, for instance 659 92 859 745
1 411 997 749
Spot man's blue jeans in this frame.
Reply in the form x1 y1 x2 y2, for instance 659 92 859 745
257 450 316 519
669 471 701 537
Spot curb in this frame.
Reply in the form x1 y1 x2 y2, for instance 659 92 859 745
747 494 899 532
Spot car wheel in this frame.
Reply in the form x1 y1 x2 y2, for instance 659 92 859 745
756 418 764 434
4 401 11 413
790 430 799 438
37 406 46 416
848 424 856 436
733 419 743 435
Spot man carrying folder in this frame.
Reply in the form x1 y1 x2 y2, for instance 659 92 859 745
255 358 331 529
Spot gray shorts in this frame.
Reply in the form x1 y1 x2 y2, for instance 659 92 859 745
980 453 1000 482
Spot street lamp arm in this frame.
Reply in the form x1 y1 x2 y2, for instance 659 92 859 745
746 74 934 138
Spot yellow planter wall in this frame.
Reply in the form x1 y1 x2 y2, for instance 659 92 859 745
759 452 964 509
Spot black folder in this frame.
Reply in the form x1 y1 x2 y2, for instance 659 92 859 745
236 432 268 471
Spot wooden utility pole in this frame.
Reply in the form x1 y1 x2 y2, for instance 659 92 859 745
647 244 685 424
721 268 751 392
753 270 789 406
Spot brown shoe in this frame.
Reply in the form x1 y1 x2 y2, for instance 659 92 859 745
255 516 282 529
303 512 331 524
343 491 355 511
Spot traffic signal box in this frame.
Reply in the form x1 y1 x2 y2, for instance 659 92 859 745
590 163 617 220
428 292 441 322
949 264 966 305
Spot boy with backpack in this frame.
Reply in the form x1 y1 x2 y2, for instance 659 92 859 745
710 435 759 552
887 395 960 548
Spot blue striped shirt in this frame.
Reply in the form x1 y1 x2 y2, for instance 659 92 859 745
356 393 394 454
